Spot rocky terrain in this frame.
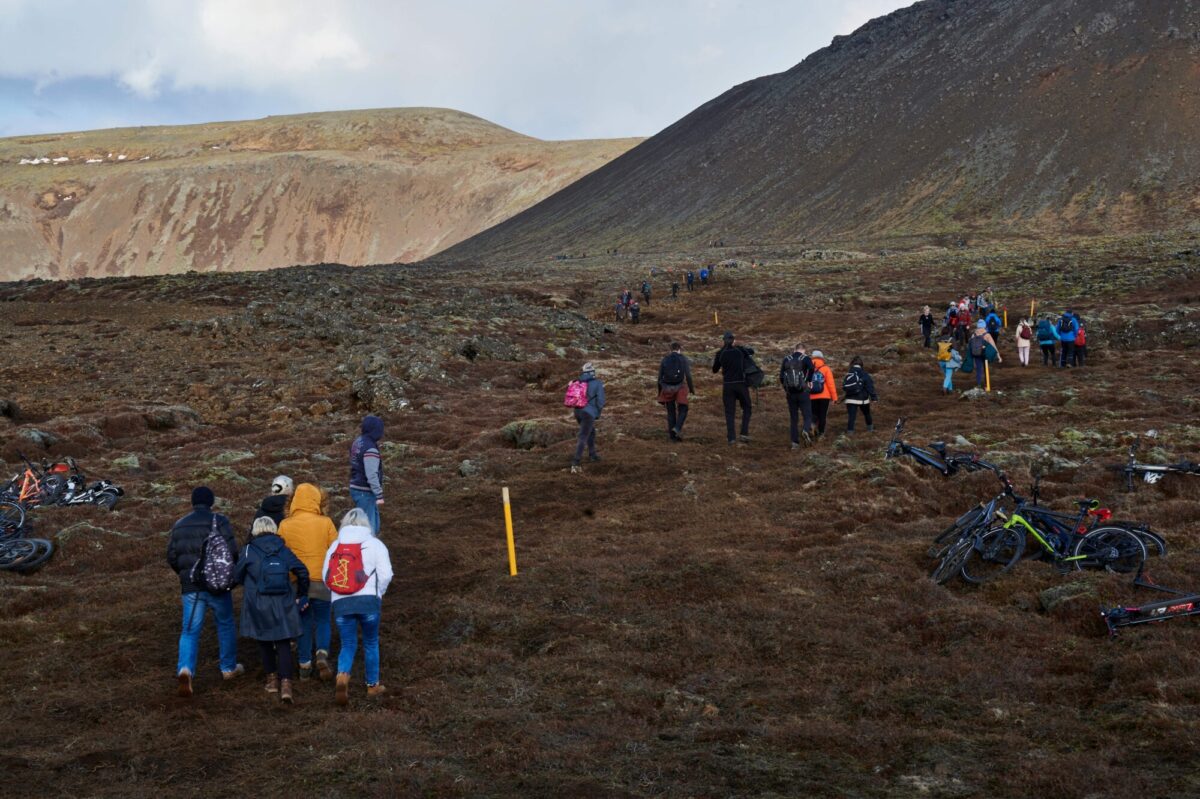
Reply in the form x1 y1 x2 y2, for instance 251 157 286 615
2 235 1199 796
0 108 640 281
441 0 1200 263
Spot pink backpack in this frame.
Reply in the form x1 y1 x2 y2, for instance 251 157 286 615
563 380 589 408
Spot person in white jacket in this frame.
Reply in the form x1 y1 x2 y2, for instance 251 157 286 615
322 508 394 705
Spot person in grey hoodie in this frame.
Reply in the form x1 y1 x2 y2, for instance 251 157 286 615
571 362 606 473
349 415 384 535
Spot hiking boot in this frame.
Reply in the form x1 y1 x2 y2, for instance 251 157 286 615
335 673 350 706
866 424 874 432
570 465 582 475
727 439 736 446
668 431 679 441
738 435 751 444
672 428 684 441
791 442 800 450
280 679 294 704
315 651 333 682
222 663 245 681
801 430 813 446
177 669 193 698
367 683 387 698
588 453 602 462
298 663 313 681
265 673 279 694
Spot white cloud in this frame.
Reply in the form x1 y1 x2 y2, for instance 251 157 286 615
0 0 911 139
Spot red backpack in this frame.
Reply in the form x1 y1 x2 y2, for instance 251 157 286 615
325 542 372 595
563 380 589 408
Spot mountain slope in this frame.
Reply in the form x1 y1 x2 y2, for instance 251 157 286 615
441 0 1200 262
0 109 640 280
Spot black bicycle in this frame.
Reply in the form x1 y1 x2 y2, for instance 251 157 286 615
1108 437 1200 492
886 418 999 477
1102 575 1200 635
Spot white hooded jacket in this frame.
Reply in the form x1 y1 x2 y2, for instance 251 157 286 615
321 524 394 611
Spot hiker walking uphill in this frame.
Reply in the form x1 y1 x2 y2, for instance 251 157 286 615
686 270 695 291
278 483 338 681
936 335 963 395
967 321 1001 388
657 342 695 442
641 280 652 305
843 356 878 433
565 362 606 473
1036 315 1060 365
167 486 244 698
984 307 1003 341
323 508 394 706
235 516 309 704
1074 315 1088 366
808 351 837 437
1057 309 1079 368
919 306 935 348
713 331 758 445
780 345 815 448
1015 318 1034 366
349 415 384 535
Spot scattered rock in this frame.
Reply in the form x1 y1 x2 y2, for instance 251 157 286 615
954 434 973 448
213 450 255 464
308 400 334 416
1039 579 1097 613
17 428 57 450
500 419 568 450
458 459 482 477
0 399 20 420
111 454 140 470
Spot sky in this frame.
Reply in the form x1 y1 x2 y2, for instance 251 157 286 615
0 0 911 141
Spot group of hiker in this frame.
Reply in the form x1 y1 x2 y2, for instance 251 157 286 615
564 332 879 470
166 416 394 705
614 264 728 322
929 294 1090 393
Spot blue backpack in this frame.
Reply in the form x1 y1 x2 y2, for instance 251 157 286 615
810 369 826 395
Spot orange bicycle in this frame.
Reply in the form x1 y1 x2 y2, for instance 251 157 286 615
1 453 69 508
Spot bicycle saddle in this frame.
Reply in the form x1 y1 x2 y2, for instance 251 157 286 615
930 442 947 457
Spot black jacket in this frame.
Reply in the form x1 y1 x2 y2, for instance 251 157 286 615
657 352 695 392
166 506 239 594
919 313 935 332
844 366 878 402
234 533 308 641
779 353 814 394
254 494 289 527
712 345 753 384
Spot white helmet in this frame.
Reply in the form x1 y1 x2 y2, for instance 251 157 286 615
270 475 294 495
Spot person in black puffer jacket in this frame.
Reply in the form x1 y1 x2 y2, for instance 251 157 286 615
843 356 879 433
712 331 754 445
166 486 243 697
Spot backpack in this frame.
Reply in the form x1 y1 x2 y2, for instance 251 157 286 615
661 354 686 386
254 541 291 596
969 335 986 358
809 368 826 395
189 514 235 593
741 349 764 388
843 369 864 397
781 356 808 391
325 542 372 595
1019 323 1032 340
1058 316 1073 335
987 315 1000 334
564 380 589 408
1075 326 1086 346
937 340 953 362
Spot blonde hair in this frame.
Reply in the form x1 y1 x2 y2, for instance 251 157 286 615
340 507 372 531
250 516 278 537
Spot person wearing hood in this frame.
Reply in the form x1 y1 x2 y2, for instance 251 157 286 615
166 486 244 698
570 362 606 473
808 351 838 437
253 475 293 528
235 516 309 703
323 508 394 705
349 415 385 535
842 356 879 433
278 483 338 681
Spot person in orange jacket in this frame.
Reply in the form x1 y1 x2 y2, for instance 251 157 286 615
809 350 838 437
277 483 338 681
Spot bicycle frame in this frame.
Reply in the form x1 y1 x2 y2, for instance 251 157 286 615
1114 437 1200 491
886 418 998 477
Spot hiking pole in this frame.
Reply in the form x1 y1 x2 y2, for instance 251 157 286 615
502 487 518 576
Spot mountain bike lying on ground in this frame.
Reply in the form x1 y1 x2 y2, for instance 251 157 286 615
1108 437 1200 492
1 454 123 511
931 473 1163 585
1101 575 1200 635
885 418 1000 477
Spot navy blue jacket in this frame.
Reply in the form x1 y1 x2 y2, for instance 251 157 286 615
234 534 308 641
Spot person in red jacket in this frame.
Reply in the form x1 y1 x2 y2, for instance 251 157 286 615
808 351 838 438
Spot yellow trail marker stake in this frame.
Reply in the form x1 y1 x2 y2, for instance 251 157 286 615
1003 308 1008 328
714 310 719 326
502 487 517 576
1030 299 1036 319
985 360 991 393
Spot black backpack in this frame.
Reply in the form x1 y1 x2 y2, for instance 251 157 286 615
740 348 765 388
661 353 686 386
781 356 808 391
969 335 986 358
1058 316 1073 335
253 541 291 596
843 368 864 397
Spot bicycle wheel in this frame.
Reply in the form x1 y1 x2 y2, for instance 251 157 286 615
40 475 66 506
960 526 1024 585
1073 528 1147 574
931 538 973 585
1100 522 1167 559
14 538 54 573
0 500 26 537
929 505 983 558
0 538 38 569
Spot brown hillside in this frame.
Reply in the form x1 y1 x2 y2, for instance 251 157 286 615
0 109 640 280
441 0 1200 263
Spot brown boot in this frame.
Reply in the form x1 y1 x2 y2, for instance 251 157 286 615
315 650 333 682
280 679 294 704
265 673 279 694
177 669 193 698
335 672 350 706
366 683 387 698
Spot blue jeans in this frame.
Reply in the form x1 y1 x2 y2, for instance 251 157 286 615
296 597 332 666
942 363 956 391
335 611 381 685
351 488 380 535
177 591 238 675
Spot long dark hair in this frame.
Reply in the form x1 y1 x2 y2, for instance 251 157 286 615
849 356 864 369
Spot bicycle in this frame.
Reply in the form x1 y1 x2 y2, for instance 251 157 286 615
886 418 1000 477
1108 437 1200 492
1102 575 1200 635
1 453 69 508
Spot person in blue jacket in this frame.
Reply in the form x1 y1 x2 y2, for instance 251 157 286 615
570 362 606 473
985 309 1003 340
1057 309 1079 368
1036 315 1060 366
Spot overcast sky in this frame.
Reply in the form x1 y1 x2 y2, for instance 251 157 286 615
0 0 910 140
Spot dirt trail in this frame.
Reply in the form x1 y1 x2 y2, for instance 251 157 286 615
1 237 1199 796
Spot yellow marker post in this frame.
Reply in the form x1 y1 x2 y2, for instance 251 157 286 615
1030 299 1036 319
502 487 517 576
985 360 991 393
714 311 719 326
1003 308 1008 328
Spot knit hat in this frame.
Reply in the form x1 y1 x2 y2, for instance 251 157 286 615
581 362 595 374
812 350 824 358
270 475 293 495
976 320 986 330
191 486 215 507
